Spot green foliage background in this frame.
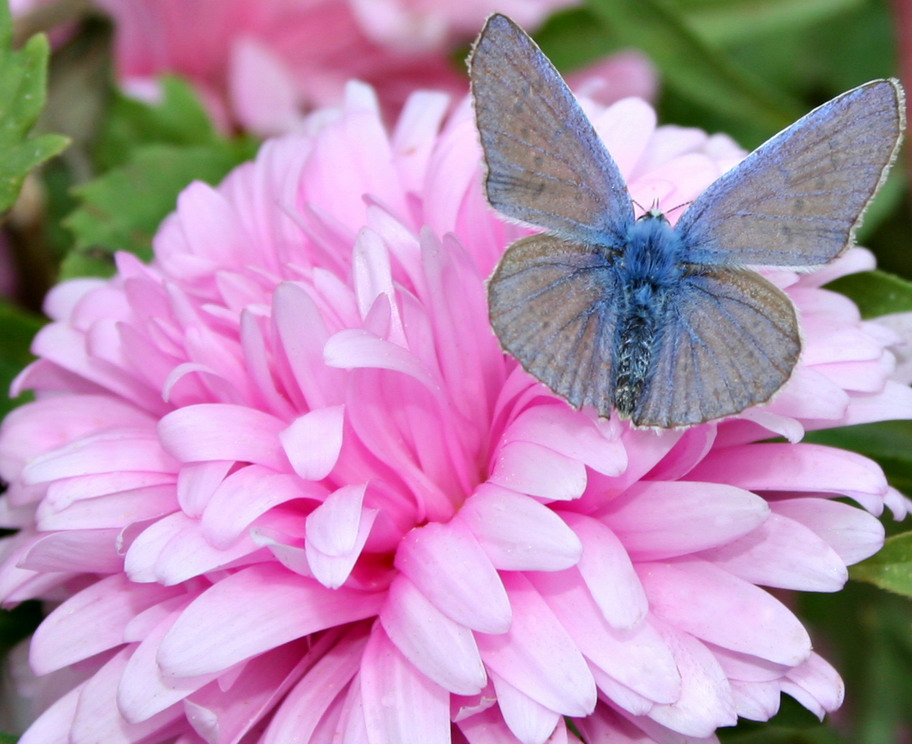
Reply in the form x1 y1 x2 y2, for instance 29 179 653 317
0 0 911 742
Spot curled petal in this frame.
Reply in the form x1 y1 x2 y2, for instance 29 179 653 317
458 484 582 571
396 521 512 634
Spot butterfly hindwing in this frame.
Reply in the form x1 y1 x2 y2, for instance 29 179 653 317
677 79 905 268
488 234 619 411
631 268 800 427
470 14 634 247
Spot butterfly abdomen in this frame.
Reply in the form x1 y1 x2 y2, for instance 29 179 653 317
614 289 662 417
613 214 682 419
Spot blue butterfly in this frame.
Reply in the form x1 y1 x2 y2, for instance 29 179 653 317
470 13 905 428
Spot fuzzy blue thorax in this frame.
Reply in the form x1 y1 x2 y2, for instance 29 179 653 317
618 210 685 288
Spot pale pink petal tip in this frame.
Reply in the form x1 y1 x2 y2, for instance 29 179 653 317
1 44 908 744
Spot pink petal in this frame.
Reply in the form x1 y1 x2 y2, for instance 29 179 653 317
699 512 848 591
730 680 781 721
272 281 344 411
574 706 661 744
229 38 303 136
646 623 736 736
43 277 106 319
353 228 404 338
501 404 626 476
708 644 789 683
324 328 440 393
0 533 76 604
457 485 582 571
589 665 653 716
171 181 250 266
70 649 181 744
176 461 231 517
562 514 648 630
336 680 371 744
476 573 596 717
595 97 657 178
250 526 313 578
29 324 162 410
22 431 176 485
41 470 172 512
802 326 883 366
117 604 219 722
766 367 849 421
391 91 450 193
531 570 679 705
37 484 177 531
686 443 887 512
157 564 384 676
306 483 367 556
306 483 377 588
491 672 561 744
203 465 323 548
239 311 297 420
644 425 717 482
604 481 769 560
638 559 811 666
361 626 450 744
280 405 345 481
489 441 587 501
457 705 572 744
18 529 123 573
841 381 912 426
380 575 486 695
568 51 658 106
396 521 512 634
29 574 179 675
188 642 310 744
18 682 82 744
0 396 155 480
771 497 885 565
158 404 288 470
782 652 844 719
124 511 263 584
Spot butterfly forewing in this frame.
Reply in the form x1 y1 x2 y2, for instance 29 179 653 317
470 14 634 247
631 269 800 427
677 79 905 268
488 234 619 411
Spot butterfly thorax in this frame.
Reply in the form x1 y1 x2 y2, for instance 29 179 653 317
613 212 684 419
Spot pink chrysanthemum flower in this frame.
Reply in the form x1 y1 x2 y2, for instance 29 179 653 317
93 0 655 135
2 83 911 744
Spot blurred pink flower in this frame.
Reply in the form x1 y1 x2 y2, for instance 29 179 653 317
93 0 656 135
1 83 910 743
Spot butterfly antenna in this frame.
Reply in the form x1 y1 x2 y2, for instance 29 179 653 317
665 200 693 217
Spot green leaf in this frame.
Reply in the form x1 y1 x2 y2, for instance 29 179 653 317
95 76 224 170
62 140 257 278
0 734 18 744
586 0 804 142
826 270 912 319
0 0 68 212
718 696 841 741
62 76 259 279
0 300 44 417
675 0 863 46
0 600 42 655
798 583 912 743
850 532 912 597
